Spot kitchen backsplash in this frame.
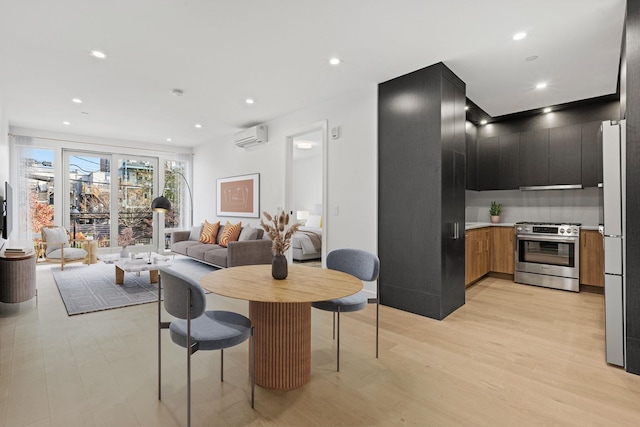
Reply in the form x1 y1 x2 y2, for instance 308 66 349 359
465 188 602 226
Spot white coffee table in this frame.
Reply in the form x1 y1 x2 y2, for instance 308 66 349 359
114 253 171 285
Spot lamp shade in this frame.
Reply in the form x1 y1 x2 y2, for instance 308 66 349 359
151 195 171 213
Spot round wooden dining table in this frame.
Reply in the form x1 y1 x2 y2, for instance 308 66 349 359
199 264 362 390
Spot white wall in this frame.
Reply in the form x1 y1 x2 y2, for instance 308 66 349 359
466 188 602 226
193 85 378 266
293 154 322 215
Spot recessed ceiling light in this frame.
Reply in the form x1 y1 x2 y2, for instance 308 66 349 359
62 121 71 125
166 138 172 142
536 82 547 89
194 123 202 129
246 98 255 105
172 89 184 97
296 142 313 149
513 32 527 41
480 120 488 125
543 107 552 113
71 98 83 104
465 106 469 111
526 55 538 61
81 111 89 115
90 50 107 59
329 57 341 65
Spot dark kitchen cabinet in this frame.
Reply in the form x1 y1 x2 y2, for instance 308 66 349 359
378 62 466 320
549 124 582 185
466 132 478 190
519 128 550 187
581 121 603 187
498 133 520 189
477 136 499 190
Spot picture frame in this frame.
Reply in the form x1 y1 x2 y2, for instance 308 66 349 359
216 173 260 218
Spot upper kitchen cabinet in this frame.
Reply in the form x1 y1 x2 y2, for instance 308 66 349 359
581 121 604 187
519 128 550 187
477 136 499 190
498 133 520 189
549 123 582 185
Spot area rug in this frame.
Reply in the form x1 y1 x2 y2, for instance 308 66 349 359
51 258 218 316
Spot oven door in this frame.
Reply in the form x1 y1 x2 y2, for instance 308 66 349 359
515 234 579 279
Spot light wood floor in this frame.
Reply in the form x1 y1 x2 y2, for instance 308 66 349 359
2 267 640 426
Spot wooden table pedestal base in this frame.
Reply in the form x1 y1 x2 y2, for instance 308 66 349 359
249 301 311 390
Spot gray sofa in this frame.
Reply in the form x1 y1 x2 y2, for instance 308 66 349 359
171 225 272 268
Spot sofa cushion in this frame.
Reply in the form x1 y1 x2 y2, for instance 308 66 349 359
219 221 242 247
187 243 223 260
203 248 229 268
200 220 220 244
189 224 203 241
173 240 202 256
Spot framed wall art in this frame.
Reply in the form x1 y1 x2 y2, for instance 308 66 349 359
216 173 260 217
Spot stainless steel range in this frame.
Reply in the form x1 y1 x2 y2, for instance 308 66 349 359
514 222 581 292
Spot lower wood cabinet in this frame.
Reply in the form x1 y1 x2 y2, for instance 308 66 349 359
580 230 604 287
490 227 514 274
465 227 490 286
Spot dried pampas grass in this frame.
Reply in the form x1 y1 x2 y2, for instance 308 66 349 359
260 210 301 256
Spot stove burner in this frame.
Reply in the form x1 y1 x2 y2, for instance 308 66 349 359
515 221 582 226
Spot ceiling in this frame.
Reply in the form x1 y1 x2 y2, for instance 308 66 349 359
0 0 626 148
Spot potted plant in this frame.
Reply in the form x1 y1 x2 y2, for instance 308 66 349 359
490 201 502 223
260 211 301 279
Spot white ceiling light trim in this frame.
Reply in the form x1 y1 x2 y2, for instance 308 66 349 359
329 57 341 65
71 98 83 104
536 82 548 89
62 121 71 125
246 98 255 104
194 123 202 129
513 32 527 41
296 142 313 149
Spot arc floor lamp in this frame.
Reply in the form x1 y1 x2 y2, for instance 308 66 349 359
151 170 194 248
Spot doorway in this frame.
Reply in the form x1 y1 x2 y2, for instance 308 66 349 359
285 121 328 266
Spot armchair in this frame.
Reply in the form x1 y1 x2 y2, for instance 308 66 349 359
40 226 88 270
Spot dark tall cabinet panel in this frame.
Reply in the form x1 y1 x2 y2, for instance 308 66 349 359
466 124 478 190
519 128 550 187
378 62 466 320
549 124 582 185
581 121 604 187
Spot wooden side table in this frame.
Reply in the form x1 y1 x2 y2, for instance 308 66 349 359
0 252 37 304
82 240 98 264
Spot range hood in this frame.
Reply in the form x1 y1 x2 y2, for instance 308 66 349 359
519 184 583 191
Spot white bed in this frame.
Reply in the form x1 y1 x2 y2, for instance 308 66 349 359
291 226 322 261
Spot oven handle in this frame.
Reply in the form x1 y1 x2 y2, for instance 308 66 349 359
516 234 578 244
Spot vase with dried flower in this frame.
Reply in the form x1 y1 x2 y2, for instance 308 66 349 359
118 227 135 258
260 210 301 279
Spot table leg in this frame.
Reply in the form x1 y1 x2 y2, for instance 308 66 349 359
149 269 158 283
249 301 311 390
115 265 124 285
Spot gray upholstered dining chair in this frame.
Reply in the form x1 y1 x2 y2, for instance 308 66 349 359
312 248 380 371
157 267 254 427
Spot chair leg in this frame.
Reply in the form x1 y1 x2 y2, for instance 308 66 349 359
376 277 380 359
332 312 336 340
158 276 162 401
250 326 255 409
186 289 192 427
337 307 341 372
220 348 224 382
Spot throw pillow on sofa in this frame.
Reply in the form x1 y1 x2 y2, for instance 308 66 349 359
189 224 203 241
200 220 220 243
219 221 242 247
239 224 259 241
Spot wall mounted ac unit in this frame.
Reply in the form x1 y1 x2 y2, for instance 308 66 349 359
234 125 268 148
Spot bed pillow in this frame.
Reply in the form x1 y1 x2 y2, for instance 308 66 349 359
219 221 242 247
305 215 322 228
199 220 220 244
238 224 259 241
189 224 203 241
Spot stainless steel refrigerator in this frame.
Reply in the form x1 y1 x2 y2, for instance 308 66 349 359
602 120 626 367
